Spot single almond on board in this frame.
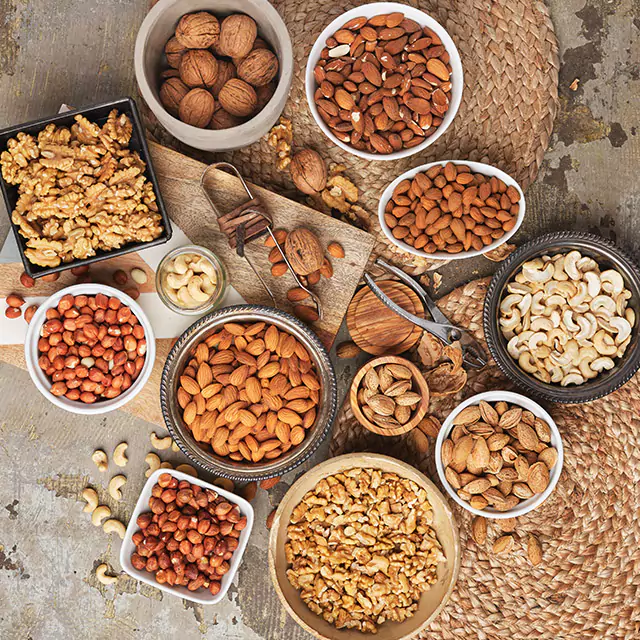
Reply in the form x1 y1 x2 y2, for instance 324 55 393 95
527 533 543 566
471 516 487 545
492 535 514 555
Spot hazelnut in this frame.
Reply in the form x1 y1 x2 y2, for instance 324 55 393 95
237 48 278 87
290 149 327 195
218 14 257 59
179 49 218 88
160 77 189 116
218 78 257 118
210 60 236 99
175 12 220 49
179 88 215 128
165 36 187 68
209 106 243 130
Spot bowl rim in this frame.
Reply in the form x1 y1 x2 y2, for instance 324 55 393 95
24 283 156 415
119 468 254 604
134 0 294 141
483 230 640 403
304 2 463 161
160 304 338 481
434 390 564 519
268 452 461 640
378 159 526 260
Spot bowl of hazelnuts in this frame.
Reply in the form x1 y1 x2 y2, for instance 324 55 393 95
135 0 293 151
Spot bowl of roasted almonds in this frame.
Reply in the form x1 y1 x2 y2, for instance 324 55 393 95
350 355 429 435
378 160 525 258
160 304 337 481
269 452 460 640
484 231 640 403
305 2 463 160
435 391 563 519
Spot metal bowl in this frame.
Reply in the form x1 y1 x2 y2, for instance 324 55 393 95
160 304 337 480
483 231 640 403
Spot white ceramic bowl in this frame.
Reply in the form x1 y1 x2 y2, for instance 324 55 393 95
135 0 293 152
305 2 463 161
120 469 254 604
435 391 564 519
378 160 526 260
24 284 155 415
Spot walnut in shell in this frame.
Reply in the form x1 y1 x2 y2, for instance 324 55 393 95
164 36 187 68
255 82 276 111
218 14 257 58
175 12 220 49
218 78 257 117
209 107 242 130
178 88 215 128
237 48 278 87
290 149 327 195
160 77 189 116
284 227 324 276
179 49 218 88
210 60 236 98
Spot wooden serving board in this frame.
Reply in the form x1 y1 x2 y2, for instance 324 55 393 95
0 142 376 426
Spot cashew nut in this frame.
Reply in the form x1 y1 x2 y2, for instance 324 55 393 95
561 372 585 386
145 452 161 477
593 330 618 356
563 251 582 280
150 432 172 450
113 442 128 467
91 505 111 526
171 441 180 452
91 449 108 472
175 463 198 477
173 253 190 274
81 488 99 513
166 269 193 289
591 356 615 372
96 563 118 585
600 269 624 295
609 317 632 344
160 252 219 309
103 518 126 539
108 475 126 501
584 271 601 298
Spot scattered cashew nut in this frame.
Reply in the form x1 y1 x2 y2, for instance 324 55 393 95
171 441 180 452
91 449 108 472
103 518 126 539
108 475 127 501
175 463 198 477
91 505 111 527
81 488 99 513
96 563 118 585
113 442 128 467
145 452 161 477
150 432 172 450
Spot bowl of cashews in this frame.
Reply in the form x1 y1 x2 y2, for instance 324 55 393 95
156 245 227 315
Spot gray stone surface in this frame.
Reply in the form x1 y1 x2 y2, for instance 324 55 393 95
0 0 638 638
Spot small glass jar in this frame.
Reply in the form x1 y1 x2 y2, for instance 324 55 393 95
156 245 227 315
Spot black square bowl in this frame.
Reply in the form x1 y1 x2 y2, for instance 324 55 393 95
0 97 172 278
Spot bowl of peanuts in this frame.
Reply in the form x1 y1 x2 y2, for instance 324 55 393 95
24 284 155 415
378 160 525 259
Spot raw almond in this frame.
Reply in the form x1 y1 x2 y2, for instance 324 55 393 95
527 462 550 493
336 341 360 359
366 394 396 416
471 516 487 545
327 242 345 258
492 535 514 555
453 405 481 426
527 533 543 566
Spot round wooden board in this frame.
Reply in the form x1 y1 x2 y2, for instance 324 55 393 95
346 280 424 355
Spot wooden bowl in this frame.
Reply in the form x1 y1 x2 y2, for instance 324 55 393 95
268 453 461 640
350 355 430 436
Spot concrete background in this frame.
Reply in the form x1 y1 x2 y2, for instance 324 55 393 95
0 0 638 638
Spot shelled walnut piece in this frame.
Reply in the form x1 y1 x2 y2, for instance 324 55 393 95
442 401 558 511
286 467 445 633
176 321 321 463
0 111 163 268
130 474 248 595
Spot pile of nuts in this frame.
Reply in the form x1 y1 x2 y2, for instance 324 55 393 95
499 251 634 386
441 400 557 511
130 474 247 594
384 163 521 254
0 110 163 267
159 250 221 309
312 12 454 154
176 321 320 463
159 11 279 130
285 467 444 633
355 361 423 429
36 292 147 403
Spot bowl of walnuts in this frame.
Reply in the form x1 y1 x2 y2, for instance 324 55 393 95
135 0 293 151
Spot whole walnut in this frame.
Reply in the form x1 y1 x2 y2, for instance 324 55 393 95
179 88 215 128
210 60 236 99
209 107 243 130
218 78 257 118
255 81 276 111
284 228 324 276
165 36 187 68
175 12 220 49
179 49 218 88
218 14 257 58
290 149 327 195
237 49 279 87
160 77 189 116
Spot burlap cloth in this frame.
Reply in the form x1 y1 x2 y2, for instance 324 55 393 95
143 0 559 273
331 278 640 640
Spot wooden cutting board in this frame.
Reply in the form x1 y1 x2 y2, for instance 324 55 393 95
0 142 376 426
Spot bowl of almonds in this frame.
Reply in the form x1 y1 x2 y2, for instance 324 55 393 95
379 160 525 258
435 391 563 519
305 2 463 160
350 355 430 435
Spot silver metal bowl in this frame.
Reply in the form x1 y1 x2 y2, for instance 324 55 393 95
483 231 640 403
160 304 337 480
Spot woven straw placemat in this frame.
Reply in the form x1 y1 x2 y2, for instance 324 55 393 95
143 0 559 273
331 278 640 640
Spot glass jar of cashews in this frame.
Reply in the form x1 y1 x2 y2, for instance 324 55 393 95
156 245 227 315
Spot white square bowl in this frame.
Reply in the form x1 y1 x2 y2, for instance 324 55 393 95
120 469 254 604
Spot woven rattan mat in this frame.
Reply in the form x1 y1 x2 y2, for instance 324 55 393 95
144 0 559 273
331 278 640 640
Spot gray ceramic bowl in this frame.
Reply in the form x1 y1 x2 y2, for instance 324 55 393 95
484 231 640 403
161 305 337 480
135 0 293 151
